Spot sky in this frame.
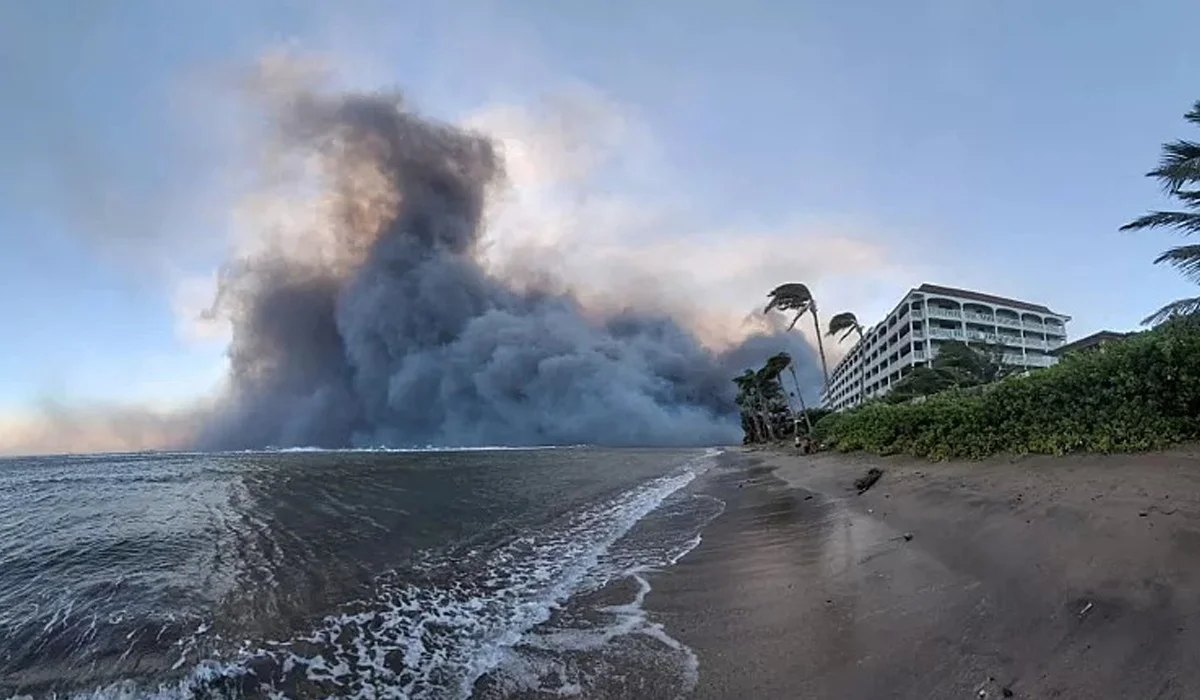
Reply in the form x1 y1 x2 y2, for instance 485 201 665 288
2 0 1199 453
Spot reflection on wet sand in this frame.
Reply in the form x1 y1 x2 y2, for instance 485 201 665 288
646 454 999 699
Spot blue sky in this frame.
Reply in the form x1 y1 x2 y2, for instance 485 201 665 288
2 0 1200 431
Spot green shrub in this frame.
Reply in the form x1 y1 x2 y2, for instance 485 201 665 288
816 320 1200 460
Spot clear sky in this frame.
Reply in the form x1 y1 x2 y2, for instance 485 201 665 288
2 0 1199 448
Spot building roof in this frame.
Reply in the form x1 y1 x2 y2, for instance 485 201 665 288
914 283 1066 318
1049 330 1132 356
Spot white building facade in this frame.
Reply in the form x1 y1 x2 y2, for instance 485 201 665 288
822 284 1071 411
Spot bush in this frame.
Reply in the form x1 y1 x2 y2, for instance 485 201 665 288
813 320 1200 460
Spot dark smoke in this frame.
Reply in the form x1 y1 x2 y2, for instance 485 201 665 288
197 85 821 449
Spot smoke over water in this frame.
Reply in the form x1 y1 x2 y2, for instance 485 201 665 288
196 76 818 450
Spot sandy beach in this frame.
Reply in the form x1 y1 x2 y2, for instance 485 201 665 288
647 446 1200 699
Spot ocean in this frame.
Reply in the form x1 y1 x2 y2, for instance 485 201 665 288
0 447 727 699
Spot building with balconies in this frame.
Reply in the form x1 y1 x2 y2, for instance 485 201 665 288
822 283 1071 411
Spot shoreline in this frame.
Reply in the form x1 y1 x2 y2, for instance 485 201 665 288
645 446 1200 699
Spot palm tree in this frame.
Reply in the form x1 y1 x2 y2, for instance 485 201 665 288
1120 99 1200 325
826 311 865 343
765 283 830 392
826 311 866 405
733 369 776 442
766 351 815 437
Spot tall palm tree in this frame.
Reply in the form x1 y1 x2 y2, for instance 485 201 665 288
1121 99 1200 325
765 283 830 392
826 311 866 406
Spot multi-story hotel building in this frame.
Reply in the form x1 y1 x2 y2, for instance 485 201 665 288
822 284 1071 411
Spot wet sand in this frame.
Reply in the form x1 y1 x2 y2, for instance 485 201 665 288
646 446 1200 699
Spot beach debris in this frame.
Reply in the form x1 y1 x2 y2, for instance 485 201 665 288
854 467 884 494
1079 601 1094 618
975 676 1015 699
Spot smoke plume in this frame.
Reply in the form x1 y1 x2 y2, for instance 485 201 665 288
196 74 819 450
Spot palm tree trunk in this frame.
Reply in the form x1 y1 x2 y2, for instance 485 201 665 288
754 394 776 442
787 367 813 435
810 306 831 394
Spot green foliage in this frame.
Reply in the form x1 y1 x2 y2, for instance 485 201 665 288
814 320 1200 460
885 366 955 404
884 340 1010 404
1121 100 1200 325
733 352 799 443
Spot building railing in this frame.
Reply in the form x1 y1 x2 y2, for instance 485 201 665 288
927 307 961 320
929 327 965 340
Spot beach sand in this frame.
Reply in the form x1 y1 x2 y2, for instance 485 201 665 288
646 446 1200 699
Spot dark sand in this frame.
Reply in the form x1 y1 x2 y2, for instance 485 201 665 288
646 446 1200 699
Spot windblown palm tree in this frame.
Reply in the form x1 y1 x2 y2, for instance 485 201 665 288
764 283 830 392
764 351 814 436
826 311 866 405
826 312 865 343
1121 100 1200 325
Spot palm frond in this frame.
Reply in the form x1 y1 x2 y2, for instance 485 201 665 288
826 311 864 341
1147 140 1200 194
1185 100 1200 126
1173 189 1200 208
1152 244 1200 283
1119 210 1200 234
764 283 813 314
1142 295 1200 326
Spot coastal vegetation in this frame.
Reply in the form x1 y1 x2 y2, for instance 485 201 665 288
812 319 1198 459
733 351 829 445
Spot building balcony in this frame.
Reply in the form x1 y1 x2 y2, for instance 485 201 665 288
927 308 962 320
996 316 1022 328
911 309 924 319
929 327 965 340
963 311 994 323
965 329 999 343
